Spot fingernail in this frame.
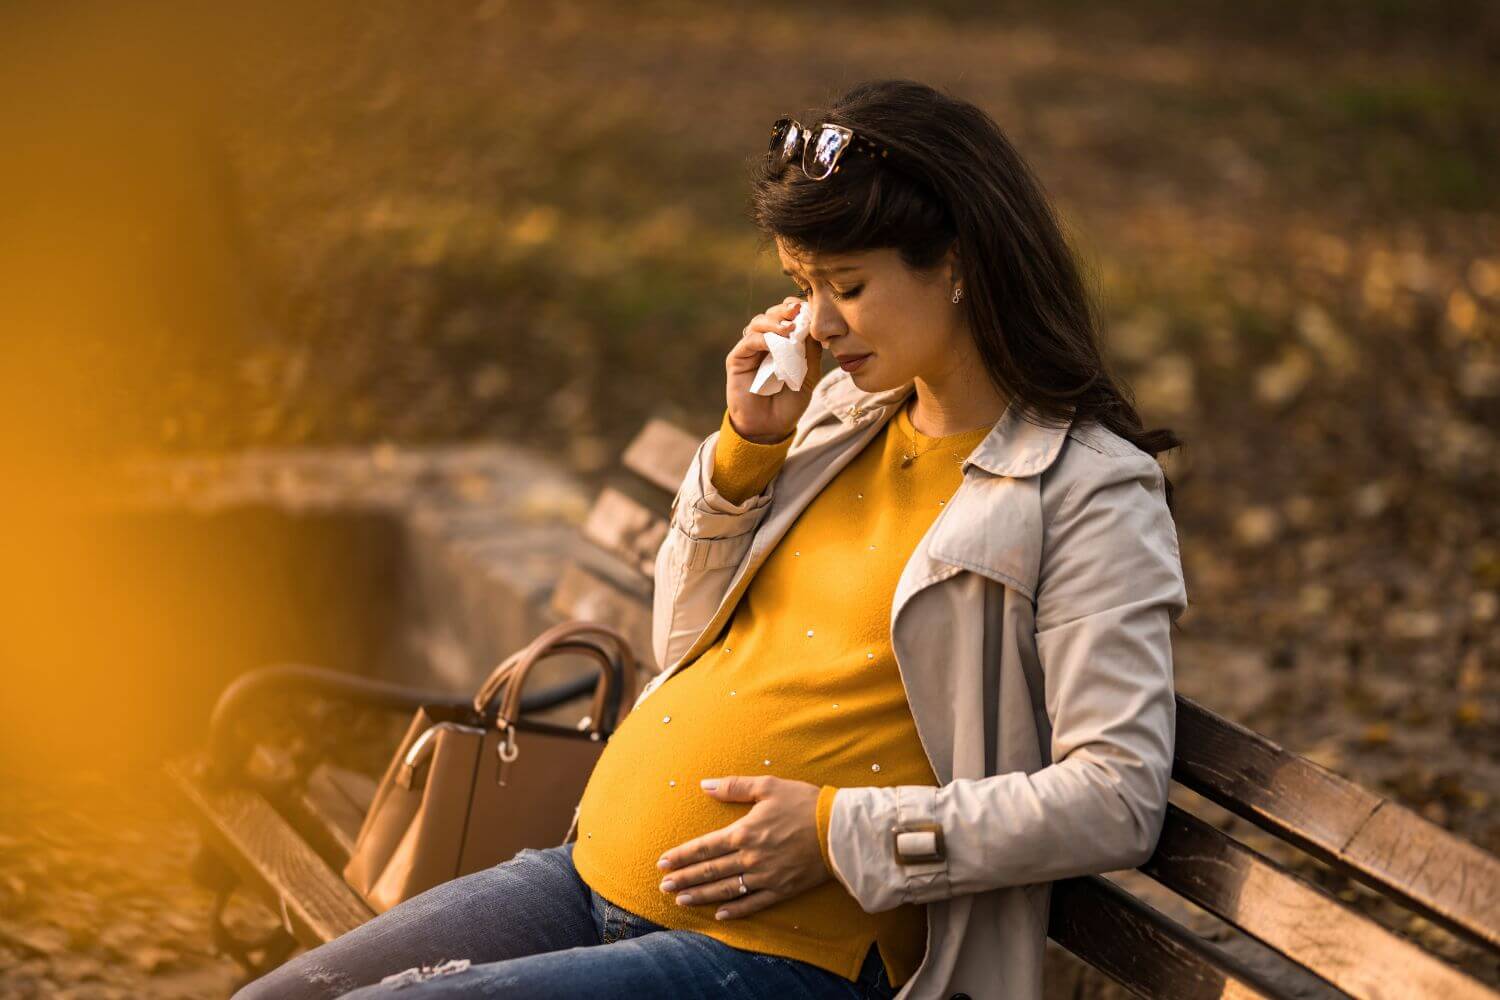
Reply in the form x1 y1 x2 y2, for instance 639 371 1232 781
657 857 672 870
676 893 693 905
659 879 675 892
715 910 730 920
700 779 719 790
780 321 793 329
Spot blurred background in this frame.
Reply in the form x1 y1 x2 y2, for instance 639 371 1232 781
1 1 1496 995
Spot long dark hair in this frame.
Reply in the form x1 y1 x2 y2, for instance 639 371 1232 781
748 79 1182 513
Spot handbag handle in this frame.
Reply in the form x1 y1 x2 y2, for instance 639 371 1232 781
473 646 530 718
508 621 635 733
473 621 637 736
492 626 632 737
472 636 621 728
498 621 635 733
471 620 625 715
471 632 618 718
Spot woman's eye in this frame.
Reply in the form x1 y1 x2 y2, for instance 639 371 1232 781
792 281 864 301
790 283 862 301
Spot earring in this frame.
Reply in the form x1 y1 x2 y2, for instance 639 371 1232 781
951 286 963 304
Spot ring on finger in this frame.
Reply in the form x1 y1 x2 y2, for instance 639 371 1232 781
737 873 748 895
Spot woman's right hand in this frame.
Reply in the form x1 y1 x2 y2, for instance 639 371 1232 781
725 296 822 444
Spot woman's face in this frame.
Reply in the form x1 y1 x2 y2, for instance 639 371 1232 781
775 238 969 393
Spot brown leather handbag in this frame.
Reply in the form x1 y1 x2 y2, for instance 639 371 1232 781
342 620 635 913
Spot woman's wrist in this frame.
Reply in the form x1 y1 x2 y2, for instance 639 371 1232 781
726 410 793 445
712 409 793 503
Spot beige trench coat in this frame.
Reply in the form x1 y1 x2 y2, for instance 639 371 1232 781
628 366 1189 1000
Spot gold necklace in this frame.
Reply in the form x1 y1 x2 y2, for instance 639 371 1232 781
897 400 990 469
897 402 952 468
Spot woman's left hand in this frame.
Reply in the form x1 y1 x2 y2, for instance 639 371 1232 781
656 776 829 920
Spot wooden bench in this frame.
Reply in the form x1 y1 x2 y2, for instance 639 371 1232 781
168 416 1500 997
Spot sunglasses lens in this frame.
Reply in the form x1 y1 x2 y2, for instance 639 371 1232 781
780 125 803 169
768 118 802 171
804 126 847 180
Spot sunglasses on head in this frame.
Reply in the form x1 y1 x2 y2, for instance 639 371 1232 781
767 116 892 181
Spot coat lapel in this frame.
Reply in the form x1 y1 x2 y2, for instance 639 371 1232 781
919 400 1073 599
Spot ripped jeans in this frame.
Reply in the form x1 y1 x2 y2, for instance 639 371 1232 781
231 841 897 999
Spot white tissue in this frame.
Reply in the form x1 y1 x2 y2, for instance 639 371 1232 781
750 302 812 395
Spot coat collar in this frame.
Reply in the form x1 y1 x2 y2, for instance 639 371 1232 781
819 369 1073 479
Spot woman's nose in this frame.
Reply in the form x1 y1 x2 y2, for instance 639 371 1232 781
806 300 845 343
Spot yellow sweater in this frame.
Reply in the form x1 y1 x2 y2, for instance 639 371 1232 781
572 397 992 986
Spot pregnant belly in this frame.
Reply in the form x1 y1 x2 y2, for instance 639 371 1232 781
570 706 758 896
568 649 925 914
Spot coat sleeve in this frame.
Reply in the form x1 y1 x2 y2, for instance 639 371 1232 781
635 413 792 706
824 451 1188 910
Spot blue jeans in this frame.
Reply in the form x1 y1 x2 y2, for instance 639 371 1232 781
232 841 897 999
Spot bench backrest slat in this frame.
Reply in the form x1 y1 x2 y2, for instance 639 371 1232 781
550 561 656 683
1049 874 1284 999
1175 695 1500 953
622 418 700 495
582 486 668 581
1144 802 1494 998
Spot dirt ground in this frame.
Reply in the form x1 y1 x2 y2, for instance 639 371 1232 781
2 1 1496 995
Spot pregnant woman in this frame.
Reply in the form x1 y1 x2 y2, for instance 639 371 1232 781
236 77 1188 1000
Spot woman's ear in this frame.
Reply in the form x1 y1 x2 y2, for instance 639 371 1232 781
943 241 962 285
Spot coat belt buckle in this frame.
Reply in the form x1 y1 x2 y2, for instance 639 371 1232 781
891 822 946 865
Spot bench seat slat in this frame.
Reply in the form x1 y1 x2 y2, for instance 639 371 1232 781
167 751 375 947
1144 803 1494 998
1174 695 1500 953
280 763 377 870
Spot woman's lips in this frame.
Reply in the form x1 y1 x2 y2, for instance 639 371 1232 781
838 354 870 372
